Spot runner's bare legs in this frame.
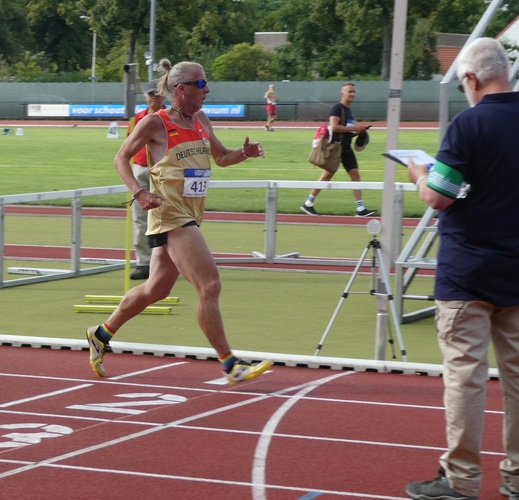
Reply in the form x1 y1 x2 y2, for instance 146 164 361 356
104 225 231 356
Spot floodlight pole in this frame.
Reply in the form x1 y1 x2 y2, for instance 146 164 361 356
79 16 97 83
148 0 157 80
377 0 408 360
91 30 97 83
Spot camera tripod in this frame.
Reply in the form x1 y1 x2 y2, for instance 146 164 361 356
314 227 408 361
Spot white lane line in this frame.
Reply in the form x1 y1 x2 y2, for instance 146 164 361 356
0 461 409 499
205 378 229 385
0 372 233 394
0 372 504 414
252 371 355 500
109 362 188 380
0 376 343 480
0 409 162 426
0 384 93 408
205 370 274 385
170 424 503 457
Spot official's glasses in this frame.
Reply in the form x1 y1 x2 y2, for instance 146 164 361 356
457 76 468 93
176 79 208 89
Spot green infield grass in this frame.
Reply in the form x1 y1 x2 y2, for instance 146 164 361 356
0 124 465 367
0 212 491 368
0 125 440 216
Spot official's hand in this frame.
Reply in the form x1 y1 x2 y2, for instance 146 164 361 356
407 159 429 185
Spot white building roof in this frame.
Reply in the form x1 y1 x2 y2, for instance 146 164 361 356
497 15 519 46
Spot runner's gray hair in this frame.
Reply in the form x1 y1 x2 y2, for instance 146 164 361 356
157 60 204 96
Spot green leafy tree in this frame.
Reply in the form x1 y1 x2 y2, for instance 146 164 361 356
0 57 15 82
334 0 393 79
486 0 519 38
266 0 349 79
193 1 255 46
431 0 485 34
335 0 441 80
405 19 440 80
268 44 303 81
85 0 151 79
83 0 246 82
76 0 200 82
26 0 93 73
262 0 431 80
4 0 519 83
211 43 271 81
0 0 32 64
13 51 57 81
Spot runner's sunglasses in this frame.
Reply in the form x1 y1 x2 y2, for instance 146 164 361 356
176 79 208 89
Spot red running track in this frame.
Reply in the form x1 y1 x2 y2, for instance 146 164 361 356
0 345 506 499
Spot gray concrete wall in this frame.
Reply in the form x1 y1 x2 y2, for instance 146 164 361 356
0 80 468 121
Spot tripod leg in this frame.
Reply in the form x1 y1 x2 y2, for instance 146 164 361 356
375 247 408 362
314 245 372 356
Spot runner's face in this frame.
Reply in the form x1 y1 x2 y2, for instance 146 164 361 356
179 71 210 113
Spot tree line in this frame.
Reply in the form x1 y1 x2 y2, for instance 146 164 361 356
0 0 517 83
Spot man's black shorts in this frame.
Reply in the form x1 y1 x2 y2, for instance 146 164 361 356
341 146 358 172
147 220 199 248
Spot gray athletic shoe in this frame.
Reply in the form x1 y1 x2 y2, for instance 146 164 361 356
406 475 477 499
500 480 519 499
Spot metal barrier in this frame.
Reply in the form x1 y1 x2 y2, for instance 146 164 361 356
0 185 128 288
0 180 417 289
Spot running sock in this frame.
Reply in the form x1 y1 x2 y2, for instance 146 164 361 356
96 323 114 343
305 195 316 207
219 352 238 373
355 200 365 211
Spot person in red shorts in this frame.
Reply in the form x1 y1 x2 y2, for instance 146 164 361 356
264 84 278 131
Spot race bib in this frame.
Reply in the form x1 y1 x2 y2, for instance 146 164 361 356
183 168 211 198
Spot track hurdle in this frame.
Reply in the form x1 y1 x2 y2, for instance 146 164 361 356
73 190 179 314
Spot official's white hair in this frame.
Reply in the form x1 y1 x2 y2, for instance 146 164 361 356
456 37 510 84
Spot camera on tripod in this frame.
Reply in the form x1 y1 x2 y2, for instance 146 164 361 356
314 220 407 361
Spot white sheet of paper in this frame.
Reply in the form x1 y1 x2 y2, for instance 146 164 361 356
383 149 436 168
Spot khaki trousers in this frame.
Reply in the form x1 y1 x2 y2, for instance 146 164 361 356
436 300 519 496
131 163 152 267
